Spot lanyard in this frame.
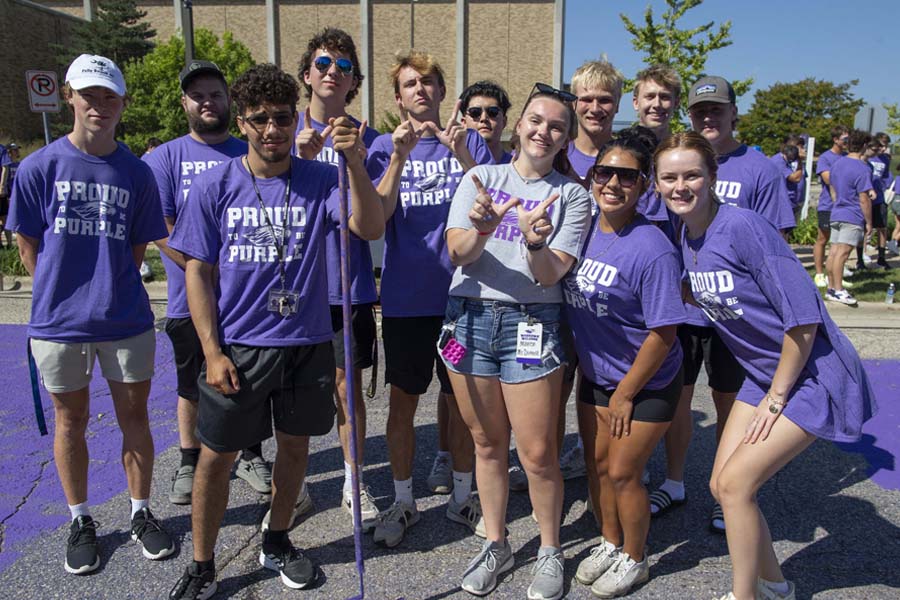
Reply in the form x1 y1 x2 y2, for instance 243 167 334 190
244 155 292 290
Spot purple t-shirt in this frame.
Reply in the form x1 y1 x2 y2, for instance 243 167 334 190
564 215 686 389
815 149 842 212
293 115 380 305
636 179 669 222
499 150 514 165
6 137 166 342
168 156 338 347
366 128 492 317
769 153 805 208
829 156 874 227
567 142 596 179
716 145 795 230
143 134 247 318
867 154 890 206
681 204 877 442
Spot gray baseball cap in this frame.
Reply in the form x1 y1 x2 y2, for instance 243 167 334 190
687 76 735 108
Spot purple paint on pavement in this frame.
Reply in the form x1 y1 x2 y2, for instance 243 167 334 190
835 359 900 490
0 324 178 573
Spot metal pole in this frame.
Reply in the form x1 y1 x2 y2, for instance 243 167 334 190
41 113 51 146
266 0 280 66
182 0 195 63
801 136 815 221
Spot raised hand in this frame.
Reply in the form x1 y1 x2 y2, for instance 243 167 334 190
330 116 362 164
518 193 559 245
392 118 426 158
295 107 333 160
423 100 467 156
468 174 520 234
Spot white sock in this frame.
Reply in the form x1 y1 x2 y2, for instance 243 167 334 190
760 578 790 594
343 461 354 494
130 498 149 519
68 502 90 520
451 471 473 504
393 478 414 506
659 478 685 500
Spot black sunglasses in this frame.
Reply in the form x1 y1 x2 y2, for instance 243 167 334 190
465 106 502 120
589 165 644 189
530 82 577 103
241 111 295 129
313 56 354 75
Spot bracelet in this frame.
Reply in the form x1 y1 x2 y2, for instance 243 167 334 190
478 230 493 236
765 392 786 414
526 241 546 252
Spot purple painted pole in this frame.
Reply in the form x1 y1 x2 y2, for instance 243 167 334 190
338 152 365 599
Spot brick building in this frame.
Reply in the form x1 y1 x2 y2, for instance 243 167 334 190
19 0 565 138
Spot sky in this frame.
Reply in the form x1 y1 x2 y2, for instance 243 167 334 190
563 0 900 133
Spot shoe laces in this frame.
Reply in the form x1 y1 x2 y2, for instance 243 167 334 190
173 466 194 481
377 502 412 526
132 509 164 539
248 458 272 484
531 551 563 578
610 554 637 583
469 544 505 574
69 517 99 547
173 566 212 598
587 541 616 565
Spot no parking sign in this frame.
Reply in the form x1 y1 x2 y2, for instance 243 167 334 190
25 70 60 113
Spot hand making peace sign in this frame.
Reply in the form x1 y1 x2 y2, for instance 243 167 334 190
467 174 520 234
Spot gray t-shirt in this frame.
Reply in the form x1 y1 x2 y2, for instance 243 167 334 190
446 163 592 303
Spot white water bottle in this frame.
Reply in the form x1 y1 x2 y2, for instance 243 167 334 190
887 283 895 305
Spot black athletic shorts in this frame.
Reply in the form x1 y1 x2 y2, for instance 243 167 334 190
197 342 336 453
382 315 452 396
678 324 745 393
873 204 888 229
559 316 579 383
817 210 831 232
578 367 684 423
164 317 204 401
330 303 377 370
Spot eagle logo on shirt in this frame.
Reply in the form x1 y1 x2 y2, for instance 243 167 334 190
69 197 117 220
574 274 596 294
415 172 448 192
244 225 285 247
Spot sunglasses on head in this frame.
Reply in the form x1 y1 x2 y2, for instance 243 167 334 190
530 82 577 103
241 111 295 129
465 106 502 120
313 56 354 75
589 165 644 189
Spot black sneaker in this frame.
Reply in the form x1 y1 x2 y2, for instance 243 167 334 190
259 538 316 589
131 507 175 559
65 515 100 575
169 563 217 600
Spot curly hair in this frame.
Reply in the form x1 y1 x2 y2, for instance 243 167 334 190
459 80 512 115
595 125 658 177
298 27 363 105
231 64 299 115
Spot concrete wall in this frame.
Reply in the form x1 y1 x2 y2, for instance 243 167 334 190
0 0 82 141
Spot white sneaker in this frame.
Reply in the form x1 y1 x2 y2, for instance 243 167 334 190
825 288 858 306
446 494 486 538
813 273 827 288
342 485 380 531
863 252 874 265
260 485 314 532
559 445 586 480
575 537 619 585
427 455 453 494
757 578 796 600
887 240 899 255
843 266 855 278
139 261 153 282
372 500 419 548
590 551 649 598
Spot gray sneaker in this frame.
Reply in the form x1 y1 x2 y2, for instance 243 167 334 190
575 536 619 585
527 546 565 600
757 579 796 600
372 501 419 548
169 464 194 505
446 494 486 538
460 539 514 596
590 551 649 598
343 485 380 530
261 484 314 532
427 454 453 494
235 456 272 494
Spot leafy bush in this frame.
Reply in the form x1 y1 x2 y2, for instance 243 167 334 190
789 210 818 245
0 247 28 277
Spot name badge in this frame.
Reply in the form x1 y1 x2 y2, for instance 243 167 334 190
516 322 543 364
267 289 299 318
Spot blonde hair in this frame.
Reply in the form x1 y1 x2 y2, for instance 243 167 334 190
570 58 624 100
634 64 681 100
389 50 445 94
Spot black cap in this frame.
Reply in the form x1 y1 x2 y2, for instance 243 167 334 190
179 60 226 91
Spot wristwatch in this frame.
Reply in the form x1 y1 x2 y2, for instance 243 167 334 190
526 241 546 252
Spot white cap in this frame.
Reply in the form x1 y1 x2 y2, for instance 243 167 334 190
65 54 126 96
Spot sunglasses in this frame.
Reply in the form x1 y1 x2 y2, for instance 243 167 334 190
313 56 354 75
530 82 577 103
241 112 295 129
465 106 502 120
589 165 644 189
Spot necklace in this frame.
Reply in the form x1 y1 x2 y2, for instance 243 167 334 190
591 214 635 258
511 160 550 185
244 155 292 291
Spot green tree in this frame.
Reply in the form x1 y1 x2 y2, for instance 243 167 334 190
884 103 900 137
121 29 255 153
54 0 156 66
739 79 864 155
620 0 752 130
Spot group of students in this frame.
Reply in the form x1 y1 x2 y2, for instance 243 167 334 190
3 26 879 600
0 140 20 247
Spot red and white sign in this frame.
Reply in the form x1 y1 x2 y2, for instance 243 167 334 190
26 70 60 113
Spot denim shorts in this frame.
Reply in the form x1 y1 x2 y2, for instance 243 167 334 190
441 297 565 384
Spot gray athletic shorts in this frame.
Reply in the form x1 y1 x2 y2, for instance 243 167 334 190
30 329 156 393
830 221 864 246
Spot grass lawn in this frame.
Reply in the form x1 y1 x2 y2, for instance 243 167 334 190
805 260 900 302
